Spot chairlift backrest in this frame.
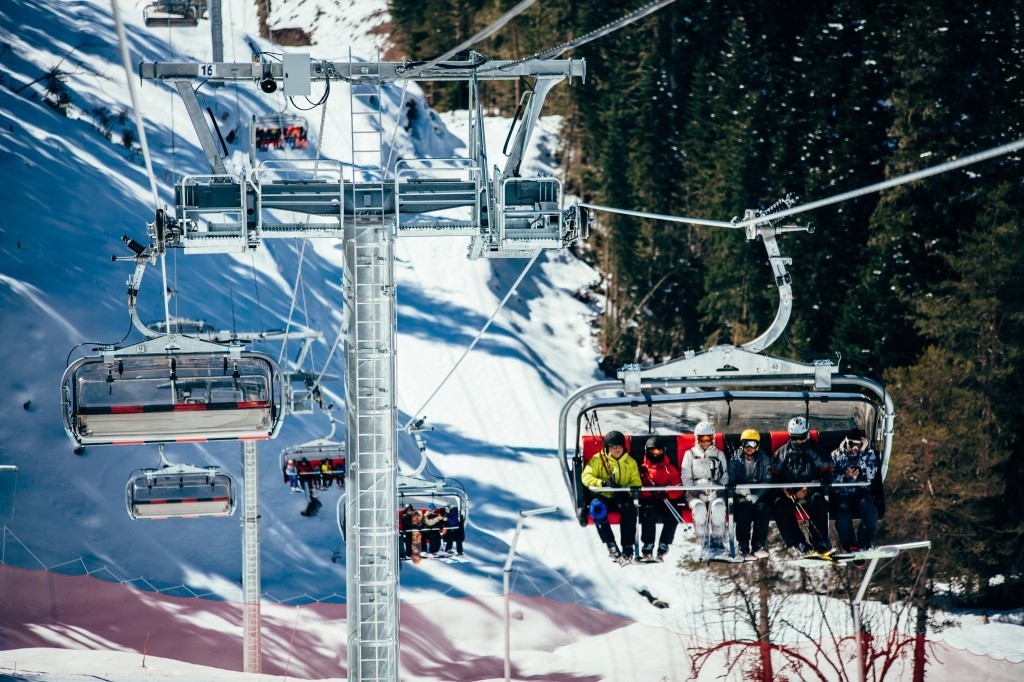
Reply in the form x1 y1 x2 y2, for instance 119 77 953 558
61 344 284 446
126 467 235 520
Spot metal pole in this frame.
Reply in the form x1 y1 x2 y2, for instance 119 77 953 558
344 220 399 682
241 440 261 673
503 507 557 682
853 540 931 682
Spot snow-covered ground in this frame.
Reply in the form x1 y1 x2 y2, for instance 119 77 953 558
0 1 1022 679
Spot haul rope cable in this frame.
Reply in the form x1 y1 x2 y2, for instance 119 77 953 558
483 0 680 70
401 0 540 78
110 0 172 328
402 250 541 430
581 137 1024 229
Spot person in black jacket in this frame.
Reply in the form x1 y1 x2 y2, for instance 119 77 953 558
831 427 879 551
771 417 832 556
728 429 773 560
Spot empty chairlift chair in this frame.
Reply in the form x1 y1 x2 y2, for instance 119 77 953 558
61 336 285 446
143 1 207 27
126 463 236 520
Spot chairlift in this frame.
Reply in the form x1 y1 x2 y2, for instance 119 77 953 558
253 113 308 152
126 445 235 519
336 475 470 544
61 334 285 446
557 202 894 527
143 1 207 28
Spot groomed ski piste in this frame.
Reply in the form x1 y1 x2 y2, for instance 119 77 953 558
0 1 1022 680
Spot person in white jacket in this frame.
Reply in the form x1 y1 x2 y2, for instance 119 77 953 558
680 421 730 552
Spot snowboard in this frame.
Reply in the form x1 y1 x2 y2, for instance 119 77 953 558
410 530 422 565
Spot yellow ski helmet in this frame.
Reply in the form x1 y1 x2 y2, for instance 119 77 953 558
740 429 760 442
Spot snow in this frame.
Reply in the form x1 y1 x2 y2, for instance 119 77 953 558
0 1 1022 680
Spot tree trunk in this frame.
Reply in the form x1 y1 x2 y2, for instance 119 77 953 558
758 560 774 681
912 569 929 682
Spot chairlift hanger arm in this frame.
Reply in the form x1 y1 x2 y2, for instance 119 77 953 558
139 58 586 84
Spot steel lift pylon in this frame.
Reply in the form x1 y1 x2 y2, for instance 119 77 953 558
140 54 588 681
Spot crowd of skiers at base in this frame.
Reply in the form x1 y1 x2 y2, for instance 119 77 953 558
399 504 466 560
284 457 346 495
582 417 880 565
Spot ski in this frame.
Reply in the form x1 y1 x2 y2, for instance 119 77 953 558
789 551 837 568
832 546 900 563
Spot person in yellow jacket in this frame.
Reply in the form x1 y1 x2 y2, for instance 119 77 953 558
582 430 643 564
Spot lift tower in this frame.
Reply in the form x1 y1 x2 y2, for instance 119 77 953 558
140 54 587 681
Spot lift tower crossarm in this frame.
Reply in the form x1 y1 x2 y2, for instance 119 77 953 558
139 59 586 84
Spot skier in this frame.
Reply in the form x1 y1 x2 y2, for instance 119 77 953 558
831 427 879 552
581 430 643 564
772 416 832 558
680 421 729 556
284 458 300 492
728 429 773 560
638 437 683 561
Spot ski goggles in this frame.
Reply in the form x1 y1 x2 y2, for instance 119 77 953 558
741 440 759 449
696 435 714 444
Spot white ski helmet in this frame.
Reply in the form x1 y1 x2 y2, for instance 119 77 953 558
694 421 715 437
788 416 809 437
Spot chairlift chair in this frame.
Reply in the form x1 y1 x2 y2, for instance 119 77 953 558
61 334 285 446
397 475 470 525
143 1 206 28
337 475 469 544
559 366 892 526
557 203 893 527
253 113 308 152
127 464 235 520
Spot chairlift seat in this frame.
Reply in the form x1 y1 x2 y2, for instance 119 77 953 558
143 1 206 27
127 467 234 519
62 346 283 446
578 429 849 526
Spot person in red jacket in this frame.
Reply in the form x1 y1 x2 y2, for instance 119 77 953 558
638 437 684 561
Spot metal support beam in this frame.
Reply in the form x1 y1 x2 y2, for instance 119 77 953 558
140 59 585 84
209 0 223 62
173 80 227 175
241 440 261 673
853 540 931 682
504 507 558 682
344 221 398 681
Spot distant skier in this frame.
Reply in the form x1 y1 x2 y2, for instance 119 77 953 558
284 459 300 492
772 417 832 558
681 421 729 555
831 427 879 552
638 437 683 562
728 429 773 560
300 491 322 517
581 430 642 564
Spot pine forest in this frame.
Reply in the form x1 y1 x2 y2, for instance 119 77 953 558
387 0 1024 611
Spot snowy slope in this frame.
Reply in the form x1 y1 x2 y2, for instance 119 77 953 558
1 1 1022 680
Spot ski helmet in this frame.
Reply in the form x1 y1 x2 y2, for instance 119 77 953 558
589 498 608 523
694 421 715 437
740 429 760 443
604 430 626 449
645 436 665 461
787 416 809 437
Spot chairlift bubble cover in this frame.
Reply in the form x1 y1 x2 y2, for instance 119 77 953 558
61 346 283 446
127 467 235 520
